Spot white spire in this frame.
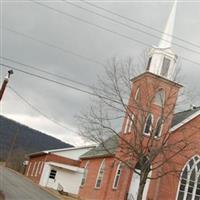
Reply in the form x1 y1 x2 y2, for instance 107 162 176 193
158 0 177 48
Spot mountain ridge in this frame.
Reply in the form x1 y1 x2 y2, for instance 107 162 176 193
0 115 73 161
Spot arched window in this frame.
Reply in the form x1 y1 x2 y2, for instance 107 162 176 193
124 114 134 133
113 162 123 189
154 89 165 107
154 118 163 138
81 161 89 186
128 114 135 133
135 88 141 102
144 114 153 135
95 159 105 188
177 155 200 200
124 116 129 133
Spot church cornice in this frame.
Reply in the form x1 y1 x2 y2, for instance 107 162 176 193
131 71 183 88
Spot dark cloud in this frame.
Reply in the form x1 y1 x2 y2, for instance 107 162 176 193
1 1 200 145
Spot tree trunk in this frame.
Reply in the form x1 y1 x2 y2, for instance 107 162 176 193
136 170 149 200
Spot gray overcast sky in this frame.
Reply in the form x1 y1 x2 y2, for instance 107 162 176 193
1 0 200 146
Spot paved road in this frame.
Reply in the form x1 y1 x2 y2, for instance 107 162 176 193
0 166 59 200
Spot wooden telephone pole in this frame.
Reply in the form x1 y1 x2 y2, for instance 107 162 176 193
0 70 14 102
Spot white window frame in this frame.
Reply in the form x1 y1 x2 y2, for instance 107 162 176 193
128 114 135 133
35 161 41 176
34 162 38 176
95 159 105 189
124 116 130 133
26 162 31 176
39 161 44 174
135 88 141 102
176 155 200 200
81 161 89 186
112 162 123 189
31 162 36 176
154 89 165 107
124 114 134 133
154 118 163 138
143 113 153 136
146 57 152 71
161 57 171 77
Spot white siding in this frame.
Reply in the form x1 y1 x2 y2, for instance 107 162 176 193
39 163 84 195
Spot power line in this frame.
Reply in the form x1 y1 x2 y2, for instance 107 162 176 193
8 85 79 136
30 0 200 67
30 0 150 47
0 62 122 105
0 26 105 67
1 56 94 91
64 0 200 56
81 0 200 49
1 62 97 97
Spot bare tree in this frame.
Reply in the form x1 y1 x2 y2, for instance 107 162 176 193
77 57 199 200
6 147 26 173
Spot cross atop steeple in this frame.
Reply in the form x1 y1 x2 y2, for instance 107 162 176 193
159 0 178 48
146 0 178 81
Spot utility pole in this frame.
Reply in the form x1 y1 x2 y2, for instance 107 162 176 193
0 70 14 102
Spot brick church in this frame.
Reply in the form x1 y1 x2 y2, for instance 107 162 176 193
78 1 200 200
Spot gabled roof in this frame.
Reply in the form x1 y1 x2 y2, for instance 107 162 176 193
28 145 95 157
80 135 118 159
171 106 200 131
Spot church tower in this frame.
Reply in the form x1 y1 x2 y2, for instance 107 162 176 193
121 0 182 138
120 1 183 198
147 0 178 81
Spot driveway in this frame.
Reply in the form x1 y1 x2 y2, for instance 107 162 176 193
0 166 59 200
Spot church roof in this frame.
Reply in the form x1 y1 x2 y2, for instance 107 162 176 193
170 106 200 131
80 135 118 159
81 106 200 159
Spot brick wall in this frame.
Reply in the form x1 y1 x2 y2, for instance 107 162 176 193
25 154 46 184
25 153 81 184
79 157 132 200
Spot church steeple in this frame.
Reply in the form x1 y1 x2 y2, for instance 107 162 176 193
159 0 177 48
147 0 178 81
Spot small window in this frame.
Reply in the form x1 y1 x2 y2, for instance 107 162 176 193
135 88 141 102
128 114 135 133
81 161 89 186
155 118 163 138
31 162 36 176
49 169 57 179
144 114 153 135
124 117 129 133
161 57 170 77
95 159 105 188
34 162 39 177
124 114 134 133
35 161 41 176
146 57 152 71
26 162 31 176
39 162 44 174
113 162 123 189
154 89 165 107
